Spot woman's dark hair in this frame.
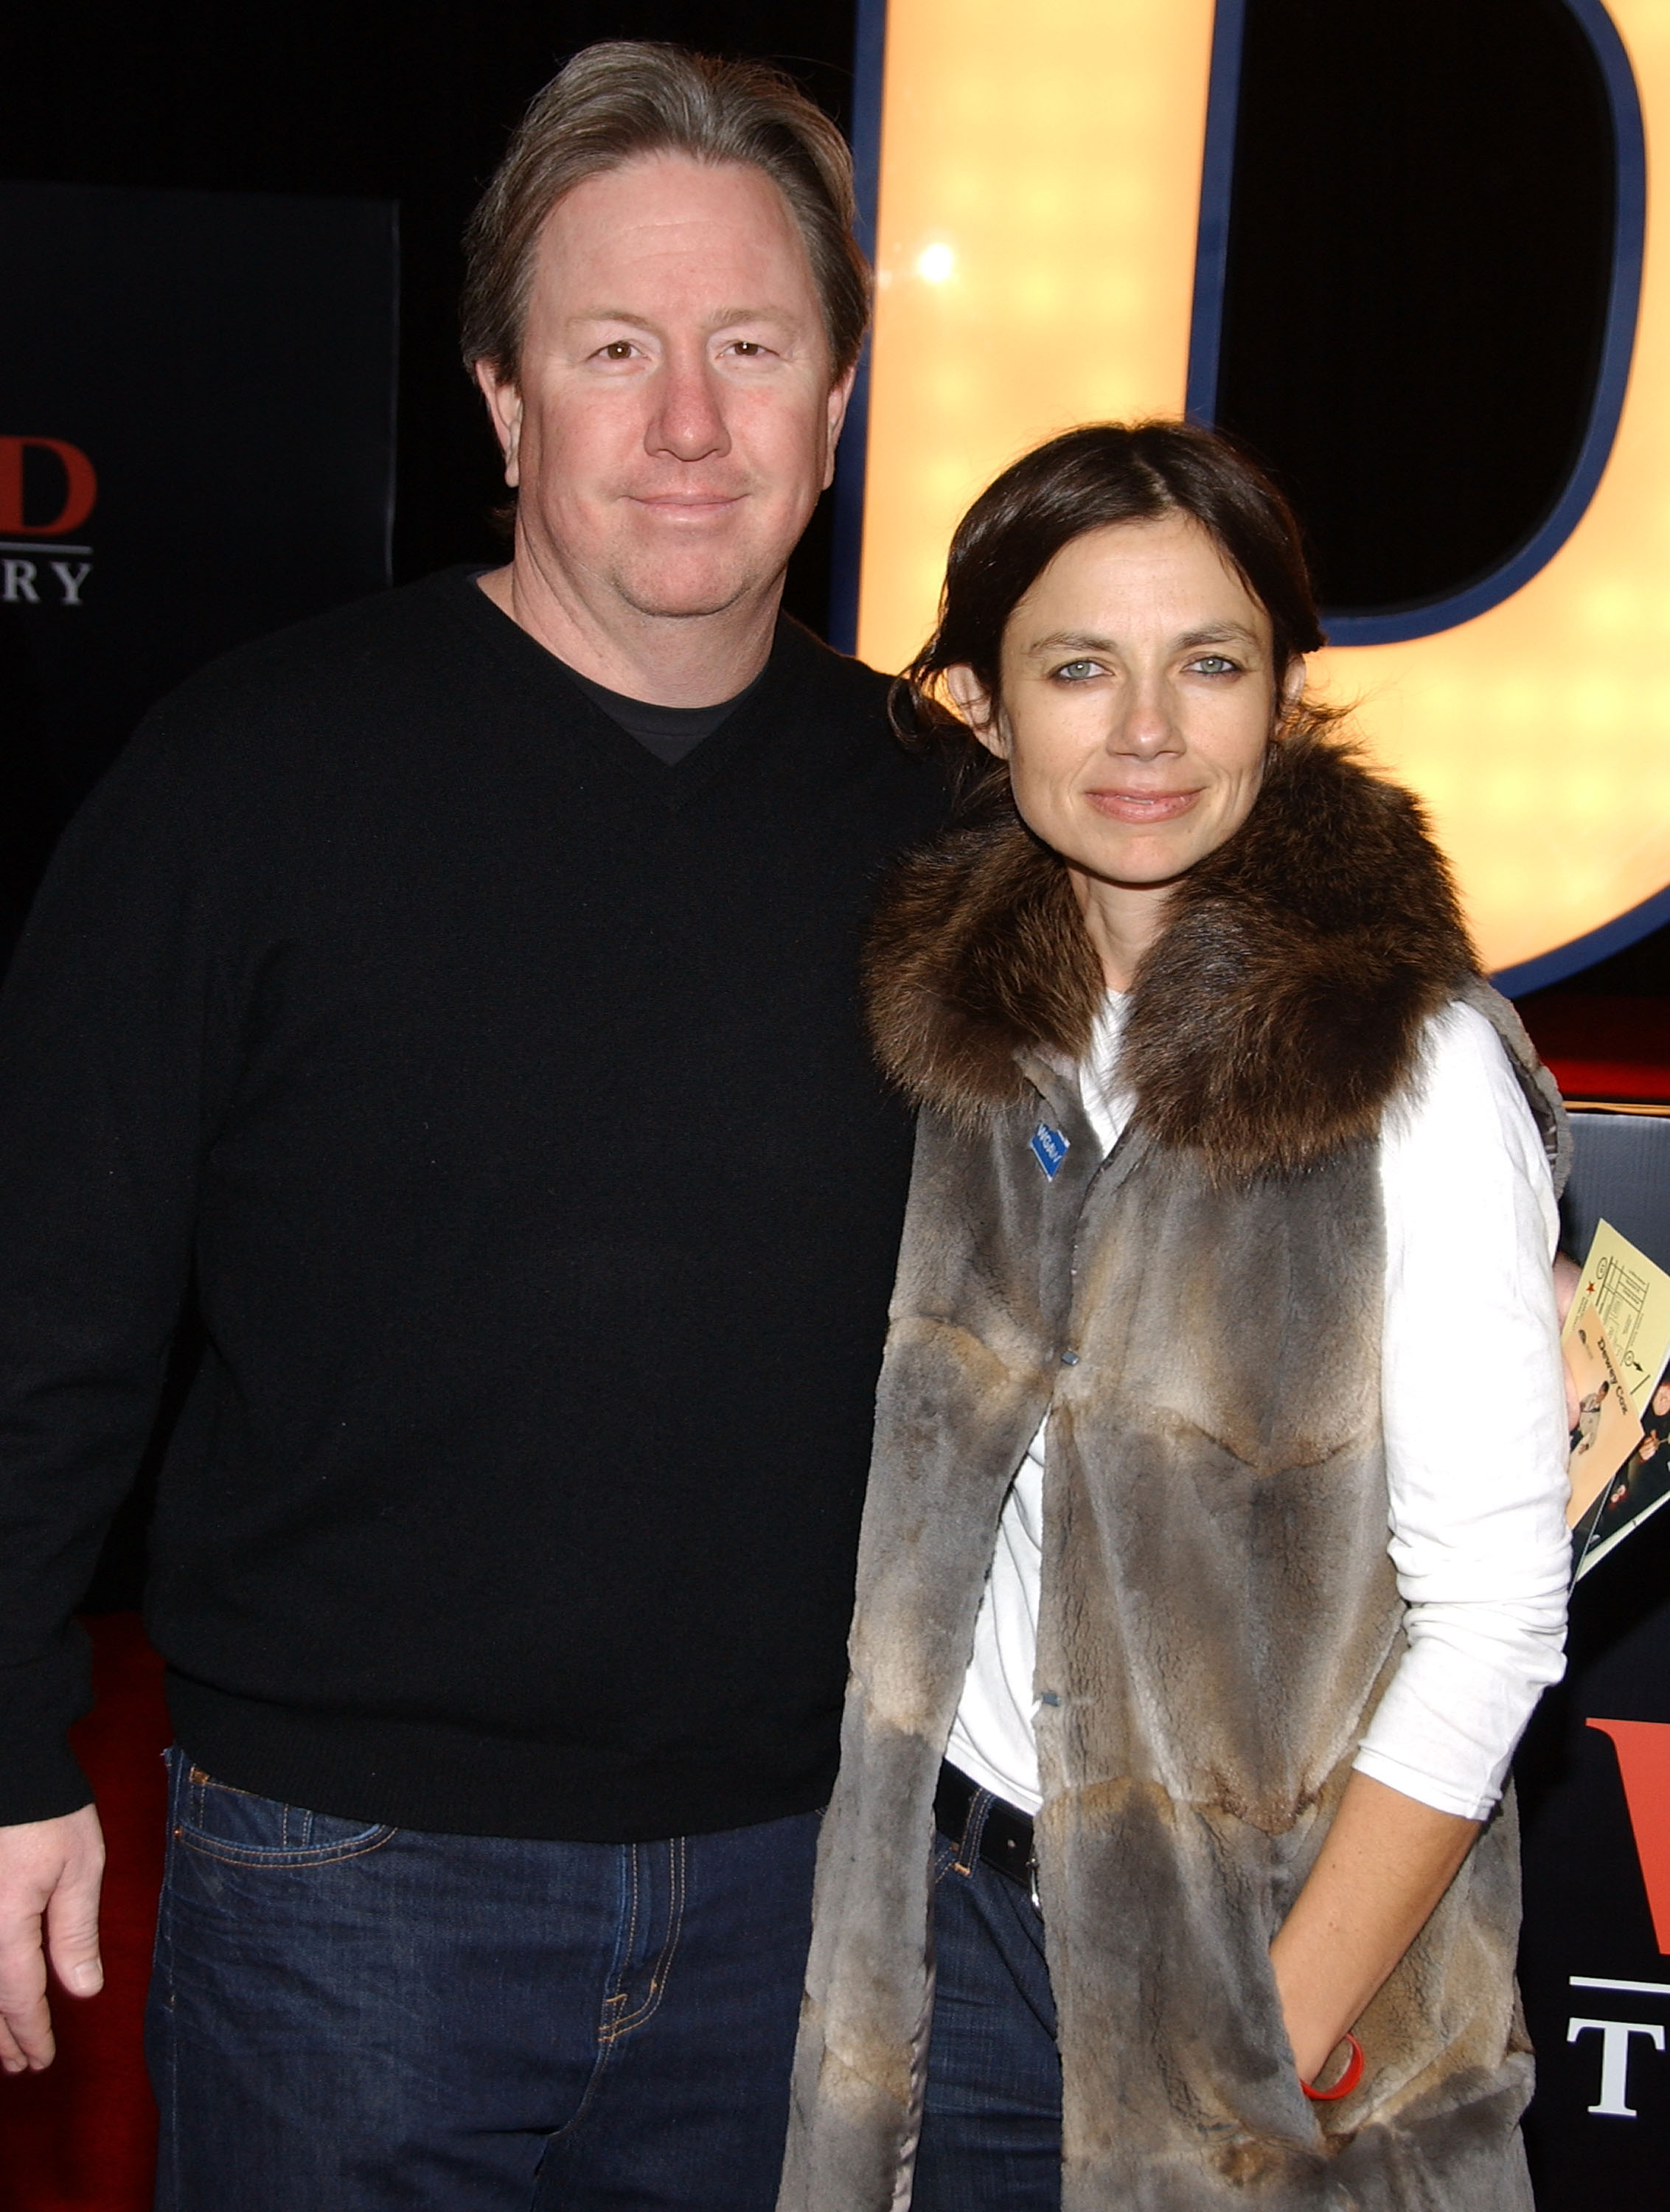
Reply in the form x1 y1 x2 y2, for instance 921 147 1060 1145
902 420 1326 773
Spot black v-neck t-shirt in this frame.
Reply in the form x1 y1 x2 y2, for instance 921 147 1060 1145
563 661 768 765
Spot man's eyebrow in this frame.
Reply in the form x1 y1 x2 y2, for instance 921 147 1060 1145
705 305 799 328
567 308 659 330
566 305 801 330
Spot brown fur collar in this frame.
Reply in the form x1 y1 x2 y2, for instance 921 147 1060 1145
864 725 1478 1181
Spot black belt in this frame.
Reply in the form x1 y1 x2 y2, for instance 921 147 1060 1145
934 1760 1037 1896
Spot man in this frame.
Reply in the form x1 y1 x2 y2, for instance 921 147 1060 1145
0 44 942 2209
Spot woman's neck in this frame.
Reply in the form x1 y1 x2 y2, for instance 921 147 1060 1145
1068 866 1173 992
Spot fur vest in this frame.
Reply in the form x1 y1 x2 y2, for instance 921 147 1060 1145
779 732 1566 2211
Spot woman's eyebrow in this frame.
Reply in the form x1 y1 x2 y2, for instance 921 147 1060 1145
1175 622 1262 650
1020 622 1264 656
1020 630 1118 656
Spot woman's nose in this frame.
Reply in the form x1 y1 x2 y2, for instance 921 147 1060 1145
1110 684 1180 756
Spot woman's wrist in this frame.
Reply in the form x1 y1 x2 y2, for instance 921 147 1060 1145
1271 1931 1356 2083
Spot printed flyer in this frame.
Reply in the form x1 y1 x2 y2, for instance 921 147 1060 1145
1564 1220 1670 1578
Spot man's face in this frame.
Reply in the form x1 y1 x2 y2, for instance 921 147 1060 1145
478 153 852 627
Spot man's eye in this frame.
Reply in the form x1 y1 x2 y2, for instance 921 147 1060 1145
729 341 768 358
599 341 637 361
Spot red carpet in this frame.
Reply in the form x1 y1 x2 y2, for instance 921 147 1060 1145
1516 992 1670 1105
0 1615 168 2212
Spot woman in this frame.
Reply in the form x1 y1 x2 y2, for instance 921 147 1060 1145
779 424 1570 2210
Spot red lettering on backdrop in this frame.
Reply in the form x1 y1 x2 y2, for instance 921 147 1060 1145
1590 1717 1670 1951
0 436 97 535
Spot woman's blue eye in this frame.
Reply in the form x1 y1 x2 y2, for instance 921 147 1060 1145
1190 655 1238 675
1053 661 1099 681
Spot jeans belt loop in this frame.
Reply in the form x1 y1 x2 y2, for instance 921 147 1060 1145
935 1761 1040 1910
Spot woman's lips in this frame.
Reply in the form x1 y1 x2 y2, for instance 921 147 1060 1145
1085 788 1201 824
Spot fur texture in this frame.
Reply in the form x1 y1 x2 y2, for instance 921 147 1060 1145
865 726 1478 1180
780 744 1565 2211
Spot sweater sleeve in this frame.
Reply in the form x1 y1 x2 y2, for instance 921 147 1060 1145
1354 1001 1570 1821
0 720 225 1821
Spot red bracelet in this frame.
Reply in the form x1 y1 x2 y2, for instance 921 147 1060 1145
1302 2034 1364 2102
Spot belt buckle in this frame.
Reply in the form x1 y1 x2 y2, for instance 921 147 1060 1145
1027 1848 1041 1912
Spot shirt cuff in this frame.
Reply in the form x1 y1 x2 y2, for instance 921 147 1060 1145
1351 1742 1498 1823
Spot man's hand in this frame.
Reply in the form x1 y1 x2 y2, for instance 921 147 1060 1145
0 1805 105 2072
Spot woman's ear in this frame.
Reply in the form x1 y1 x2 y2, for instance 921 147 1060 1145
1277 656 1307 723
944 665 1008 758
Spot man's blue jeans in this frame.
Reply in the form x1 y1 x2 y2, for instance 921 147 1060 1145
145 1747 819 2210
912 1787 1065 2212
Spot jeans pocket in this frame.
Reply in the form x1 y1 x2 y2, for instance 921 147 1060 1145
170 1751 398 1868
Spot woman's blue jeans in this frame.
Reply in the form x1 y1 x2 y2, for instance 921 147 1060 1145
913 1790 1065 2212
145 1747 819 2210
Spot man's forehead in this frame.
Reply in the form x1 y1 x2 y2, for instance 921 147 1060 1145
523 156 829 350
537 154 807 270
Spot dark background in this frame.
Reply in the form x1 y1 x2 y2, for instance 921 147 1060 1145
0 181 400 956
0 1 857 619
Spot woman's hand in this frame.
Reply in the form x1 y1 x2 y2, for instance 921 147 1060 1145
1269 1773 1479 2088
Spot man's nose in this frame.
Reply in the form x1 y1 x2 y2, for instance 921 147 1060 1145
647 352 731 462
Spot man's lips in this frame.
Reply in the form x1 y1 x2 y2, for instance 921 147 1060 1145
1085 788 1202 824
630 492 745 516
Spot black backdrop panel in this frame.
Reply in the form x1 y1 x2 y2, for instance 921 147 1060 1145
1211 0 1619 626
0 179 396 953
1519 1110 1670 2202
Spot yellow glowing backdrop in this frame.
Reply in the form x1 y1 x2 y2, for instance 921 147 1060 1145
856 0 1670 977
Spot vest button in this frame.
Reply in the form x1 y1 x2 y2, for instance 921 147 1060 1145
1060 1351 1079 1366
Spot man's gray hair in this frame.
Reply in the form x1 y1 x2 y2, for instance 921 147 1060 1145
462 42 871 383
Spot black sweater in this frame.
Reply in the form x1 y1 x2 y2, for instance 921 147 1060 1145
0 570 944 1839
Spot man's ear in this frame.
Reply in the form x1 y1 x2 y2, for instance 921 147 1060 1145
473 360 523 488
820 363 860 491
944 665 1008 758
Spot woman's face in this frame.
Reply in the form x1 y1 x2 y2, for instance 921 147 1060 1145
955 514 1292 897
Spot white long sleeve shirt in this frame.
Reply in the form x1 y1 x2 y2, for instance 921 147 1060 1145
946 995 1571 1823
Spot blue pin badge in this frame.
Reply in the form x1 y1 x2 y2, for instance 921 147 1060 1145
1029 1123 1071 1181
